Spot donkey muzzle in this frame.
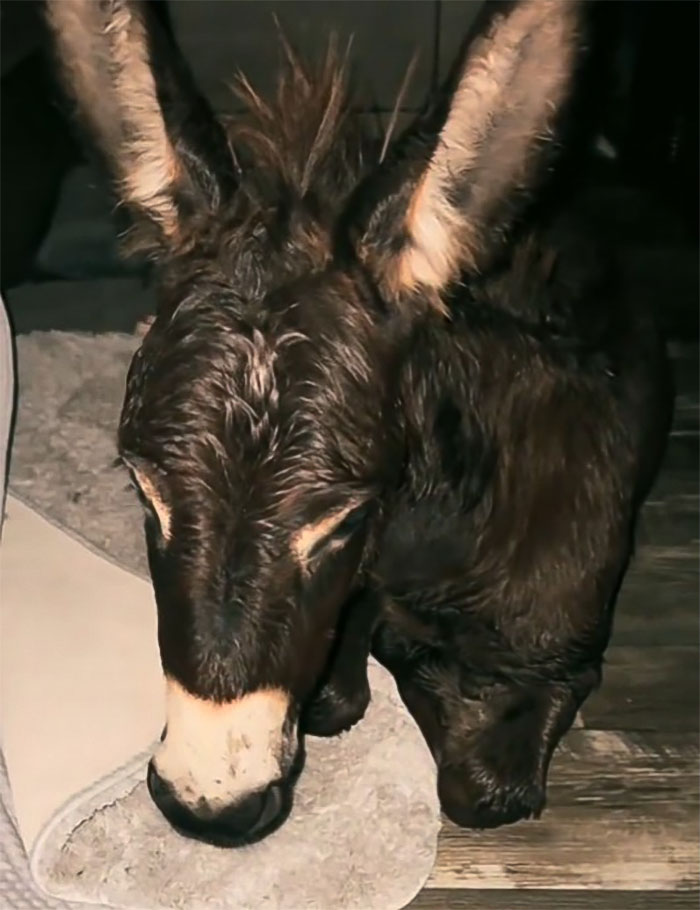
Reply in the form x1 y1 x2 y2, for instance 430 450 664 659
146 760 291 847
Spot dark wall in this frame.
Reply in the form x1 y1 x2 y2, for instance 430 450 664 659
1 0 78 287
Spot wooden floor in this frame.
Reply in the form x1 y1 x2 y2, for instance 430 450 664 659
409 344 699 909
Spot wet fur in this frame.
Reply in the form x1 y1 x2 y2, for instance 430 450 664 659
49 0 672 833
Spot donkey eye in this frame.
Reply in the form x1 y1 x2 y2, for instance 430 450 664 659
330 503 371 538
127 472 169 545
307 503 370 562
129 477 149 507
131 481 159 527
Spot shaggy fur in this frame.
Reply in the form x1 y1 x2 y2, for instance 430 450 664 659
47 0 672 843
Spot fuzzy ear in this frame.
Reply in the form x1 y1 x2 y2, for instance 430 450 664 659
356 0 585 313
45 0 235 258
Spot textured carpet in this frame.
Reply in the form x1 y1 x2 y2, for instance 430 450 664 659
10 330 148 577
5 327 441 909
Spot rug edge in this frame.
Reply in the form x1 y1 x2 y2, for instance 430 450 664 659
28 749 155 905
5 492 149 582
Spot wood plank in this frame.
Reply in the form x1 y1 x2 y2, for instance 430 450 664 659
583 647 699 732
612 553 698 646
425 730 698 891
609 381 698 643
644 467 698 511
408 890 700 909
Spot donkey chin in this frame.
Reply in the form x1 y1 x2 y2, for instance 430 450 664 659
147 680 302 846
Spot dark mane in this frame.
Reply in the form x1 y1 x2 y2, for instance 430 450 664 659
142 35 381 304
226 34 372 213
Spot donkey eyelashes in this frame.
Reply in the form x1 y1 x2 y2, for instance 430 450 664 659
126 467 371 564
129 476 162 532
304 502 372 564
332 502 371 535
126 469 173 545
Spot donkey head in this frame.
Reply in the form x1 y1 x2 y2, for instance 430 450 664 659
47 0 583 845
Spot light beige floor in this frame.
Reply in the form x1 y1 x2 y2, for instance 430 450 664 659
1 496 163 850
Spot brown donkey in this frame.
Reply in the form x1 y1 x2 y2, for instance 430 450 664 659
47 0 671 846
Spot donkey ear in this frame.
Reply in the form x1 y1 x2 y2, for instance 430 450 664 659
356 0 585 313
45 0 236 258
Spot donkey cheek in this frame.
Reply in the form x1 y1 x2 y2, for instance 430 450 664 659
292 584 359 695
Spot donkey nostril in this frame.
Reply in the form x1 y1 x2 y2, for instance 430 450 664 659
146 760 290 846
233 782 284 833
217 790 265 832
211 783 286 841
146 759 170 802
146 760 191 826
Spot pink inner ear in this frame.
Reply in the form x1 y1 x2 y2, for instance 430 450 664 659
366 0 580 305
398 171 475 300
46 0 186 249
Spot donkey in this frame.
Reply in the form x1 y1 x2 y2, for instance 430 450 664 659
47 0 671 846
